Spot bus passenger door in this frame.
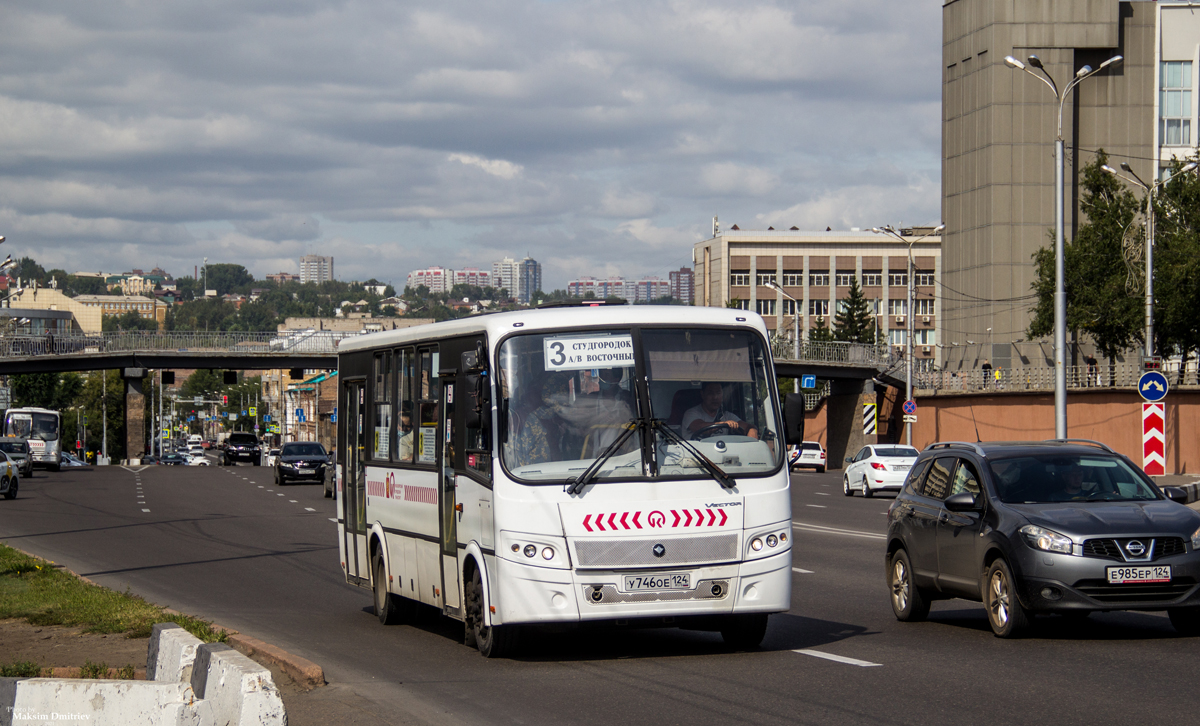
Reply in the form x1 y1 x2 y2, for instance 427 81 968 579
343 380 369 585
440 378 461 615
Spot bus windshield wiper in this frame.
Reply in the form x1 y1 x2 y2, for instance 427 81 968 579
651 419 736 490
565 418 642 495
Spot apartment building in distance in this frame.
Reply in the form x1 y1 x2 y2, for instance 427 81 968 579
4 288 170 333
941 0 1200 370
299 255 334 284
669 267 694 303
407 266 450 294
693 228 942 365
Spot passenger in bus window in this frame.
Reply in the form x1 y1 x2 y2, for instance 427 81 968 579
682 382 758 439
397 403 414 461
576 368 636 455
512 373 569 466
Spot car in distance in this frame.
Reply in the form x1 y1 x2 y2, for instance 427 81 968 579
264 448 281 468
274 441 330 486
789 441 826 473
61 452 88 467
222 432 262 466
886 439 1200 638
0 438 33 478
159 453 187 466
185 453 211 466
843 444 919 497
0 451 19 499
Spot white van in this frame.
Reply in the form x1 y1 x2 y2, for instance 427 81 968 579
187 434 203 447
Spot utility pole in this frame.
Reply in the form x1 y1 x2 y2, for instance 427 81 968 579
101 370 107 464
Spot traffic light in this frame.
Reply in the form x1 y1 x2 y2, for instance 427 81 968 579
222 395 228 404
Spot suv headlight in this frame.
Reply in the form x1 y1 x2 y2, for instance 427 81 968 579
1020 525 1073 555
1191 525 1200 550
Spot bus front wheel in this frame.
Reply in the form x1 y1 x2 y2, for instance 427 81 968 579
466 567 517 658
373 557 404 625
720 613 768 650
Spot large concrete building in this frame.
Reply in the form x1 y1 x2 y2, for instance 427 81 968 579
941 0 1197 370
299 255 334 284
693 228 942 365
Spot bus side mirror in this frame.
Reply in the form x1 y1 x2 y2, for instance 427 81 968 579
783 393 805 445
464 373 490 430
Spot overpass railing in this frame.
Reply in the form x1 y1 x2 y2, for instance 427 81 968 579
774 340 893 368
913 362 1195 393
0 330 358 358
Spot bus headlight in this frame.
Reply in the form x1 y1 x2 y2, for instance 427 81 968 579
541 547 555 560
750 538 764 551
500 531 571 569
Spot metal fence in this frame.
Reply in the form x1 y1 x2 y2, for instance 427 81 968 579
0 330 357 358
774 340 893 367
912 363 1195 393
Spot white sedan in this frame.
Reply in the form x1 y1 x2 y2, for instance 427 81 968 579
789 441 826 472
185 453 211 467
842 444 919 497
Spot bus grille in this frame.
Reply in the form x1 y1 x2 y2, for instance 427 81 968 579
574 533 739 569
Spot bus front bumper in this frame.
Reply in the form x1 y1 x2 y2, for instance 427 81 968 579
492 550 791 626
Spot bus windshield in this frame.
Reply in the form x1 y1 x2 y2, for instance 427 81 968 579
6 412 60 441
499 327 782 483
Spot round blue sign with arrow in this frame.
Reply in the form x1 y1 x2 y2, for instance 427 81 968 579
1138 370 1168 402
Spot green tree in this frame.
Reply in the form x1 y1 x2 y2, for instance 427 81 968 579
11 372 83 410
808 318 836 343
1027 151 1142 365
203 264 254 296
102 310 158 331
1150 154 1200 369
833 278 876 344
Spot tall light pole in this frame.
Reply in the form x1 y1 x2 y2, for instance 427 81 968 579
1101 161 1197 360
1005 53 1122 439
872 224 944 446
765 281 801 393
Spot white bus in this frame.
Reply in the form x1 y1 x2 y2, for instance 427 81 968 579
4 407 62 471
335 304 803 656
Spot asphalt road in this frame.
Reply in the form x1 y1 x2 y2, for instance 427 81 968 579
2 459 1197 725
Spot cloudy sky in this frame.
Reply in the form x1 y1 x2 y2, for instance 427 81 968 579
0 1 943 291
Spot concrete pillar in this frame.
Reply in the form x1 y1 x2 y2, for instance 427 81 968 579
825 379 878 469
124 368 147 461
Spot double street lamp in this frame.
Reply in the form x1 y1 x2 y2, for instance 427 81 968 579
871 224 945 446
1005 52 1122 439
1100 160 1198 360
763 281 800 396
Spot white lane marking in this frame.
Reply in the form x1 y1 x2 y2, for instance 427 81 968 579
277 494 284 497
792 567 814 574
814 492 830 496
141 508 151 512
805 504 827 508
258 486 264 489
289 500 298 503
794 649 882 667
793 522 886 540
328 518 338 523
305 508 316 512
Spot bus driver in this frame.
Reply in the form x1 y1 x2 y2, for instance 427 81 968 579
682 381 758 439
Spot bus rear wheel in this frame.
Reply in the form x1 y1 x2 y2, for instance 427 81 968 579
373 556 404 625
466 566 517 658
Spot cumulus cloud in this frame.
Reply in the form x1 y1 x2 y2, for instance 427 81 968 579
0 0 943 287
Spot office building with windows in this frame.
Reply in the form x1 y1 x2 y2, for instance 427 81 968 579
669 267 694 304
941 0 1197 370
492 257 519 299
518 257 542 304
299 255 334 284
693 228 942 365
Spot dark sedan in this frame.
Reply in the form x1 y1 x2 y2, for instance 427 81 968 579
886 440 1200 638
274 442 330 486
159 453 187 466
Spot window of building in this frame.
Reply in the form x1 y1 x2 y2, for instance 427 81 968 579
861 270 882 287
730 271 750 287
914 299 935 316
889 329 907 346
888 272 908 287
756 273 776 287
1161 61 1193 146
781 271 803 286
914 272 934 286
756 299 776 315
915 329 935 345
835 272 855 287
836 299 849 315
809 271 830 286
888 299 908 316
729 298 750 310
781 299 798 316
809 299 829 316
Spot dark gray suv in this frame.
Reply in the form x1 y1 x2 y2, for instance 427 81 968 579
886 439 1200 637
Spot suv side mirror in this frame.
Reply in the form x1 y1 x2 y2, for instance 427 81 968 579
944 491 979 512
1163 486 1188 504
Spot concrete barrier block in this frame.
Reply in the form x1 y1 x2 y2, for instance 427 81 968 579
0 677 199 726
190 643 285 726
148 622 203 683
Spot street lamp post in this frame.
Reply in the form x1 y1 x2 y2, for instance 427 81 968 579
1005 53 1122 439
1101 161 1198 360
872 224 944 446
765 281 801 393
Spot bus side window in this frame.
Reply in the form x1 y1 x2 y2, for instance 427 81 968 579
372 351 392 461
416 348 439 465
396 348 415 463
463 340 491 481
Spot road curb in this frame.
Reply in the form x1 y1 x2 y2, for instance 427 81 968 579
226 633 326 690
4 544 326 692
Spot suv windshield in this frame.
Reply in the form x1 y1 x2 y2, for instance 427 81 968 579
282 444 326 457
228 435 257 446
990 454 1159 503
499 327 782 483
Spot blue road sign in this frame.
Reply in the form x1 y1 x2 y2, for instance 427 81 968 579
242 410 248 416
800 374 816 389
295 408 303 418
264 415 271 422
330 412 337 423
902 400 918 415
1138 370 1169 402
299 412 307 423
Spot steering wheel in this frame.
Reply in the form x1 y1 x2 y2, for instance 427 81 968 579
692 423 735 440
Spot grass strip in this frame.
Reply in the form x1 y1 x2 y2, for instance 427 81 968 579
0 542 226 643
